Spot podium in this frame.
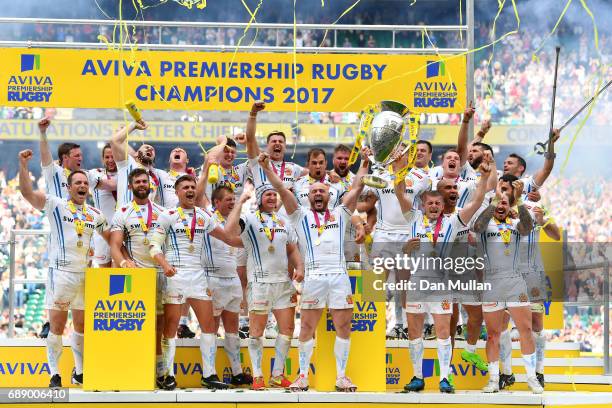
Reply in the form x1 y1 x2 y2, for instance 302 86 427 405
83 268 157 390
313 269 386 391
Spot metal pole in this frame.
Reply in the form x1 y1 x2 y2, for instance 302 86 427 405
466 0 475 139
7 230 16 338
392 30 396 49
604 261 610 375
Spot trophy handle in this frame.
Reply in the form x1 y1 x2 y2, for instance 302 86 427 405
362 174 388 189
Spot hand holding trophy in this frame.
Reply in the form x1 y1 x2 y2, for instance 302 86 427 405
357 100 420 189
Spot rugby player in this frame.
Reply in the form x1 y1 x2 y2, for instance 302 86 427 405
471 179 543 394
225 183 304 390
259 149 368 392
201 186 254 388
18 149 110 388
394 154 493 393
149 175 242 390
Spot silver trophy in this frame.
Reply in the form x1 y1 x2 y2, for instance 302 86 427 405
362 100 411 188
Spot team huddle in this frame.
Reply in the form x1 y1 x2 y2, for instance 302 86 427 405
18 101 561 394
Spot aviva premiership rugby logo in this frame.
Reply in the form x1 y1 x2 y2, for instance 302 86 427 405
7 54 54 103
93 274 146 331
413 60 457 109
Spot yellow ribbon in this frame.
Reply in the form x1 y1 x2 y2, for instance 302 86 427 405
176 207 193 242
131 201 149 234
67 200 87 237
256 210 278 242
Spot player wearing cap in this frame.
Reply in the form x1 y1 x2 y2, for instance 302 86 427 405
88 143 118 267
225 183 303 390
394 154 493 394
18 149 110 389
109 168 168 387
199 185 254 388
259 149 368 392
149 175 242 390
471 179 543 394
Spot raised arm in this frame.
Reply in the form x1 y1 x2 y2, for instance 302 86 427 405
110 121 147 163
459 160 492 223
195 163 211 208
341 149 370 212
246 101 265 159
38 117 53 167
470 119 491 146
533 206 561 241
259 152 299 215
390 152 412 214
532 128 560 187
18 150 46 210
224 188 253 237
513 180 534 236
457 101 475 166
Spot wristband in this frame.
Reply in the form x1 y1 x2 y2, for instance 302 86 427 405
120 259 128 268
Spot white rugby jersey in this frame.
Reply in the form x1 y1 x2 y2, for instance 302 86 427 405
293 174 343 209
42 162 85 199
403 210 466 277
157 169 196 209
249 158 303 190
517 199 544 273
287 204 352 276
206 161 250 199
202 210 239 278
331 171 356 195
88 168 117 221
365 168 429 235
475 217 526 279
116 155 161 208
239 210 296 283
151 207 217 271
111 200 166 268
44 195 107 273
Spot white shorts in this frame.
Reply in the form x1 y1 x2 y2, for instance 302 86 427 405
247 281 296 314
482 301 531 313
46 268 85 311
210 276 243 316
163 268 212 304
371 231 410 260
236 248 247 268
300 273 353 310
93 232 111 266
405 300 453 315
523 269 547 302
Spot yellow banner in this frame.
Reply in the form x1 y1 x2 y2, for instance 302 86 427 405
0 48 466 113
83 267 157 390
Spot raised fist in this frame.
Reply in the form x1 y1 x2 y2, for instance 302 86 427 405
251 101 265 114
19 149 34 164
38 117 51 134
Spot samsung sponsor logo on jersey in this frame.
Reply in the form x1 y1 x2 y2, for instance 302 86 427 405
62 216 96 230
486 230 520 238
93 275 147 332
309 223 339 230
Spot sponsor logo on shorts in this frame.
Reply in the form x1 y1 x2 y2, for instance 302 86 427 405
346 295 353 305
253 300 269 306
406 303 421 309
519 293 528 303
302 299 319 305
206 288 213 297
483 302 498 308
441 299 450 310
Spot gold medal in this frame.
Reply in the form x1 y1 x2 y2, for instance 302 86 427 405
77 240 83 248
189 244 195 253
268 245 275 253
314 239 321 246
143 237 150 246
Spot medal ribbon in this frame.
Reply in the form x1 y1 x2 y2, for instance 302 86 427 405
67 200 86 239
308 174 326 184
256 210 277 242
148 170 159 192
214 209 225 224
271 161 286 180
132 200 152 235
177 207 197 243
423 215 444 245
312 209 331 238
495 217 512 246
219 166 238 190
